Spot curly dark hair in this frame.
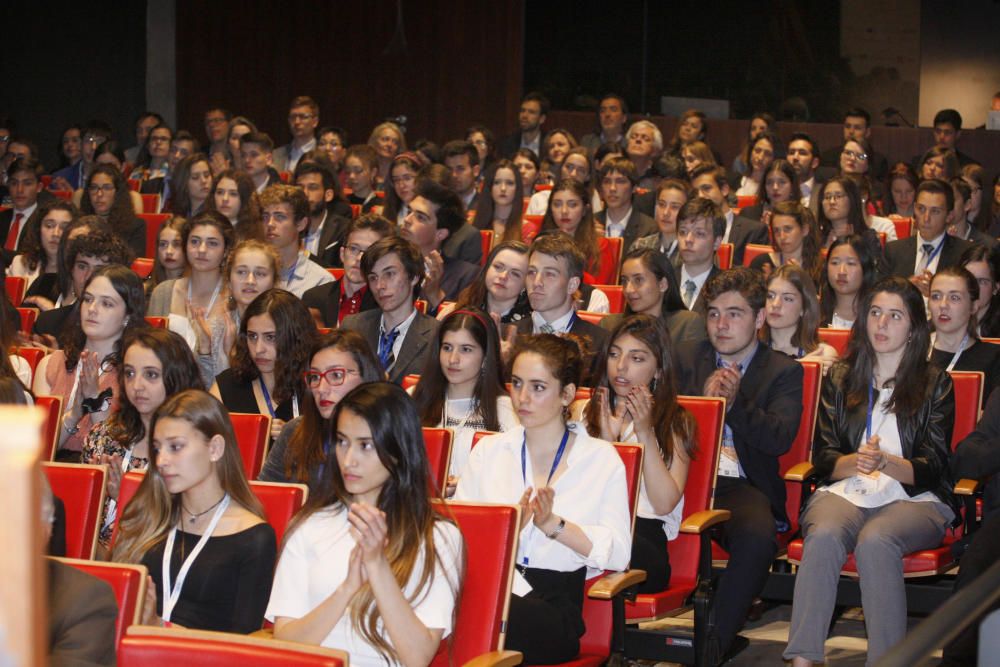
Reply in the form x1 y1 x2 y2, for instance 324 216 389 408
80 164 139 241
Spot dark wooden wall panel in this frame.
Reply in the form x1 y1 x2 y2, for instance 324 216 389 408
176 0 524 149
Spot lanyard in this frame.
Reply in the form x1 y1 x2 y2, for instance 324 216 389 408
865 381 875 442
283 254 300 285
932 332 970 372
259 378 299 419
101 446 135 532
920 240 944 270
187 277 223 314
161 494 230 622
521 428 570 487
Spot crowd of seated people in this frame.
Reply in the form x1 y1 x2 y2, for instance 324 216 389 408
3 92 1000 667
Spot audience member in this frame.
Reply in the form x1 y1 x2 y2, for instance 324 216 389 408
731 112 774 176
472 159 525 245
240 132 279 193
446 240 532 324
749 201 822 281
633 178 689 269
821 108 889 181
819 234 880 329
625 120 663 189
382 152 423 225
581 93 629 155
595 157 657 257
760 264 839 372
367 121 406 188
676 197 725 314
690 164 769 266
273 96 320 173
498 91 549 159
205 168 265 242
294 159 351 267
733 132 780 198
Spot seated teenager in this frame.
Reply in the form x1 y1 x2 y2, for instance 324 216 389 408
259 184 333 298
82 328 204 552
818 234 879 329
239 132 279 194
147 212 234 361
8 200 73 290
884 179 972 295
947 177 995 247
190 239 278 388
400 179 479 314
884 162 918 219
673 267 804 659
128 123 171 184
738 159 802 226
411 308 518 490
112 389 277 633
734 132 779 198
34 264 148 459
341 236 440 385
815 176 884 268
166 154 213 219
676 197 725 315
144 216 187 299
513 148 541 195
382 152 424 225
918 146 959 182
259 330 384 493
205 168 265 241
294 157 353 266
210 288 316 440
472 159 525 245
443 240 531 324
633 178 689 269
761 264 839 373
928 266 1000 404
960 244 1000 337
267 382 464 665
784 277 956 666
680 140 717 179
343 145 380 213
525 146 594 219
749 201 823 281
455 334 631 664
688 166 766 268
595 157 657 257
537 179 616 285
79 164 147 258
580 314 696 593
302 214 391 328
604 247 707 347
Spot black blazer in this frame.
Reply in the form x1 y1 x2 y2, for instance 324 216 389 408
442 223 483 265
728 214 770 266
884 234 972 279
813 363 957 519
341 309 440 384
595 208 657 260
301 279 378 328
675 340 804 524
313 211 352 268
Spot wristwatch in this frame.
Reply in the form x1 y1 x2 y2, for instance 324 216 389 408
546 517 566 539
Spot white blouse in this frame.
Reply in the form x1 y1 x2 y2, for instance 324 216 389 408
440 395 518 476
454 422 631 578
265 507 463 667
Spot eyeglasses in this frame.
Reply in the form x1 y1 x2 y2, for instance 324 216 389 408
822 192 847 202
88 184 115 194
0 136 10 144
841 149 868 162
343 243 367 257
149 136 170 144
470 139 488 148
303 367 359 388
288 113 315 122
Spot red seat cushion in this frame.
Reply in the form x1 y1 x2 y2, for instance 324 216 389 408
786 533 958 575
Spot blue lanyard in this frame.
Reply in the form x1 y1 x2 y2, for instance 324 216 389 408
521 428 570 487
259 378 276 417
921 240 944 268
284 254 300 284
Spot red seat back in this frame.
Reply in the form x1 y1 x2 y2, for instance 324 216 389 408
781 361 822 531
742 243 773 267
577 310 608 326
5 276 26 306
43 462 106 559
139 213 170 258
402 374 420 390
422 427 453 497
603 237 624 284
131 258 154 279
889 215 912 239
15 346 45 378
736 195 759 209
716 243 733 269
127 178 141 192
51 189 73 201
145 316 167 329
471 430 496 450
119 626 347 666
479 230 493 266
35 395 62 460
16 306 37 333
230 413 271 478
140 193 160 213
57 557 147 648
326 267 344 280
594 284 625 313
247 481 309 545
429 501 519 666
818 327 851 356
949 370 983 449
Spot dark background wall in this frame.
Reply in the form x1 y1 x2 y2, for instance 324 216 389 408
0 4 147 170
175 0 525 152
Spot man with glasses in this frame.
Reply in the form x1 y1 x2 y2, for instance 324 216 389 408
273 96 320 173
124 111 163 165
821 108 888 182
302 214 393 328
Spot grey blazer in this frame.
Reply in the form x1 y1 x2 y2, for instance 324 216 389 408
341 309 440 384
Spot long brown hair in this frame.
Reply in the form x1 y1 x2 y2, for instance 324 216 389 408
759 264 823 353
540 179 600 276
284 383 462 663
584 314 696 462
111 389 265 564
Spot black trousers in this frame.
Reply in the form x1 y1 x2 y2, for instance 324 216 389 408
942 511 1000 666
505 566 587 664
631 516 672 594
711 477 779 653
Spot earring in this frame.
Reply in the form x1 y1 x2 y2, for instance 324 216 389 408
122 316 130 327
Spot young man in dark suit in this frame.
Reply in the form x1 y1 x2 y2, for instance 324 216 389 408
674 267 803 661
595 157 657 260
0 157 44 263
293 159 351 268
497 92 549 159
689 164 769 267
884 179 973 296
340 236 439 385
676 198 724 315
820 108 889 182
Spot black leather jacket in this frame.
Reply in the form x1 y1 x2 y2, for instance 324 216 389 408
813 363 958 519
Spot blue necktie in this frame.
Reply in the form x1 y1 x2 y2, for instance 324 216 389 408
378 326 400 371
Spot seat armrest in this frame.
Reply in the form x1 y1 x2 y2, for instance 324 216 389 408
784 462 816 482
955 478 981 496
680 509 731 534
463 650 524 667
587 569 647 600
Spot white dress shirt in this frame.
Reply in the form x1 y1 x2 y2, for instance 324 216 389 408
913 233 946 275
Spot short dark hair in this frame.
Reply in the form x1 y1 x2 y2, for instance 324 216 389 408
788 132 819 157
917 178 955 212
239 131 273 152
843 108 871 126
134 111 164 127
598 156 638 187
204 107 232 121
688 163 728 189
348 212 396 241
529 232 585 282
172 130 201 151
599 92 629 116
522 91 551 116
414 179 465 237
6 157 43 181
7 136 38 160
293 158 337 193
361 235 425 285
441 140 479 168
933 108 962 130
704 266 766 314
678 197 725 239
345 144 378 170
